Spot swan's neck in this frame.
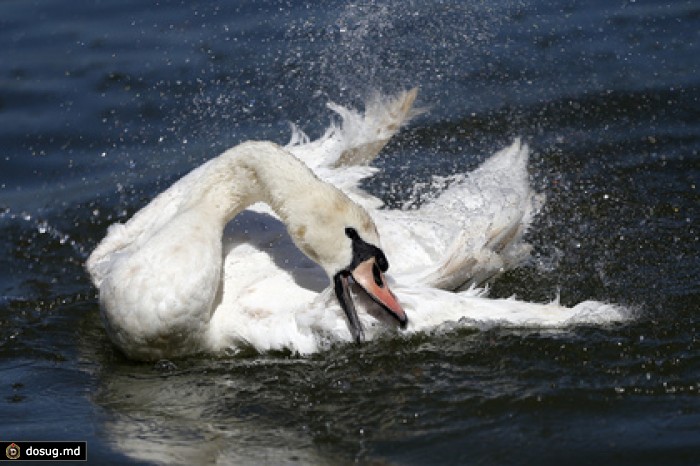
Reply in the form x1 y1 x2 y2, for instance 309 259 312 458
202 141 371 275
222 142 326 219
205 141 332 226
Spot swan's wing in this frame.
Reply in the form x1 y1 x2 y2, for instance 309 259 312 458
377 140 543 290
393 285 629 331
285 88 421 208
284 90 541 290
290 284 629 352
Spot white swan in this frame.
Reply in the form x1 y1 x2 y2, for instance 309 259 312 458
87 89 626 360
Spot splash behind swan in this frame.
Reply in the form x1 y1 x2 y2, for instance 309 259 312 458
88 90 626 360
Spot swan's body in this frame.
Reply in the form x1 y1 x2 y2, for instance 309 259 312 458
88 89 626 360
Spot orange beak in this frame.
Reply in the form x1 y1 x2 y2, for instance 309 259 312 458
350 257 407 328
333 257 408 344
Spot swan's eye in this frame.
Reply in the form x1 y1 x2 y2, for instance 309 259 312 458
372 263 383 287
376 253 389 272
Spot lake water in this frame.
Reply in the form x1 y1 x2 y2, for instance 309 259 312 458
1 0 698 464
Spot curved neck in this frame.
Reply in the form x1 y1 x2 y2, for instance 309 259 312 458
208 141 333 225
208 141 372 276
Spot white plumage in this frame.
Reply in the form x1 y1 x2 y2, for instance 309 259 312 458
87 89 626 360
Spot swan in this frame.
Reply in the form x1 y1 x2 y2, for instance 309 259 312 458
87 89 626 360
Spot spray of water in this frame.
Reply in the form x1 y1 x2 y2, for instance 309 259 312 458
285 0 505 104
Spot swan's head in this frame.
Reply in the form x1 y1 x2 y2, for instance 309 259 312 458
286 188 407 342
332 226 407 343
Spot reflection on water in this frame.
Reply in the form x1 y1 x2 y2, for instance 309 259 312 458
95 360 324 465
92 345 393 464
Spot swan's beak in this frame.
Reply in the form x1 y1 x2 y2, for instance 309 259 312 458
350 258 407 329
334 272 365 344
334 258 407 344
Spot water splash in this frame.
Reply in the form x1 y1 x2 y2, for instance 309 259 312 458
285 0 504 103
0 207 88 260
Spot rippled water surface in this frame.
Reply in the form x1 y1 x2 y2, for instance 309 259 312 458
1 0 698 464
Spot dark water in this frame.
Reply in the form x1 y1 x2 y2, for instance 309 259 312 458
1 0 698 464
